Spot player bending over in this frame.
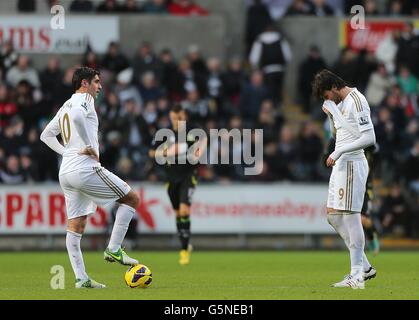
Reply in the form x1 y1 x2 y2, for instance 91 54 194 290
41 67 140 289
312 69 377 289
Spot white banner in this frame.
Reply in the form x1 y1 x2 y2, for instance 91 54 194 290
0 184 333 235
0 16 119 53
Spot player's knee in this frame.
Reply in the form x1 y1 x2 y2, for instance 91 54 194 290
67 217 86 234
120 191 139 209
179 204 190 217
128 191 139 208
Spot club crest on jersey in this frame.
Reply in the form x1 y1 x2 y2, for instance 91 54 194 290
81 102 88 111
358 116 369 126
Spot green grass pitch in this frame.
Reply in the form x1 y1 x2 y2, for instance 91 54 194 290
1 251 418 300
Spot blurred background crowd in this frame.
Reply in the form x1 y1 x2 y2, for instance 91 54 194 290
0 0 418 237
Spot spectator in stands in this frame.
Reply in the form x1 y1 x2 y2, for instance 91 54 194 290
296 121 323 180
187 45 208 79
132 42 162 87
401 139 419 195
375 107 400 183
0 154 24 184
364 0 379 15
6 55 40 89
17 0 36 12
115 68 143 111
101 42 130 74
380 183 410 236
142 0 168 13
387 0 403 16
366 64 394 108
119 0 142 13
82 50 100 70
245 0 272 55
238 70 269 123
14 80 42 129
115 98 151 149
97 0 121 13
0 124 22 161
376 30 399 75
0 40 19 76
298 45 327 113
168 0 209 16
397 65 419 96
173 58 207 101
70 0 94 12
333 47 357 87
205 57 224 118
55 67 75 106
20 148 40 183
285 0 313 15
222 57 247 109
249 24 292 104
271 126 298 180
159 48 178 100
309 0 335 16
138 71 163 102
40 56 63 107
396 22 419 78
0 84 18 131
343 0 359 14
257 99 283 144
181 89 210 124
354 49 377 93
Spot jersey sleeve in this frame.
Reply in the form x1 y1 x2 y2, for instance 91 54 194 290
42 113 61 136
69 96 92 146
352 94 374 133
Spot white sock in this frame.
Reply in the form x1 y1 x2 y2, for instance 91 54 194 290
66 230 88 281
107 204 135 252
327 214 371 272
343 213 365 277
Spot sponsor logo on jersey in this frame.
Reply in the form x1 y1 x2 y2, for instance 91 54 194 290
358 116 369 126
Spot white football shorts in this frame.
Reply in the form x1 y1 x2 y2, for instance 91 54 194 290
59 166 131 219
327 157 368 213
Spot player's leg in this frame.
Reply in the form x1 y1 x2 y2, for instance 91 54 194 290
327 160 365 289
166 182 183 255
361 193 380 256
78 166 139 265
60 173 105 288
177 177 196 265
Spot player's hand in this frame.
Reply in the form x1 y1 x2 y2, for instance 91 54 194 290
322 105 331 116
79 146 99 162
148 149 156 158
326 155 336 167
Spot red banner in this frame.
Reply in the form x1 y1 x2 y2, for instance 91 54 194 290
340 20 406 52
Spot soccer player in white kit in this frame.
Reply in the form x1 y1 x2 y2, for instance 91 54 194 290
312 70 377 289
40 67 140 289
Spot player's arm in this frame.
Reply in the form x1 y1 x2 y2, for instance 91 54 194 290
327 102 376 166
153 142 188 158
70 103 99 161
40 114 65 155
322 100 336 138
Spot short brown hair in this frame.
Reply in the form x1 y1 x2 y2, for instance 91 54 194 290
72 67 100 91
312 69 346 98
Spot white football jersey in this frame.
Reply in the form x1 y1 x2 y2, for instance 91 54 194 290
46 93 99 174
334 88 374 158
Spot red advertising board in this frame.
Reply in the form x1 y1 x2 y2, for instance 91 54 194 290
340 20 406 52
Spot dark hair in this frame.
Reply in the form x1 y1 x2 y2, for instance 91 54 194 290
312 69 346 98
170 104 184 113
72 67 100 91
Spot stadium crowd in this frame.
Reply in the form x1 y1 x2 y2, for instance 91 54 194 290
0 0 418 237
